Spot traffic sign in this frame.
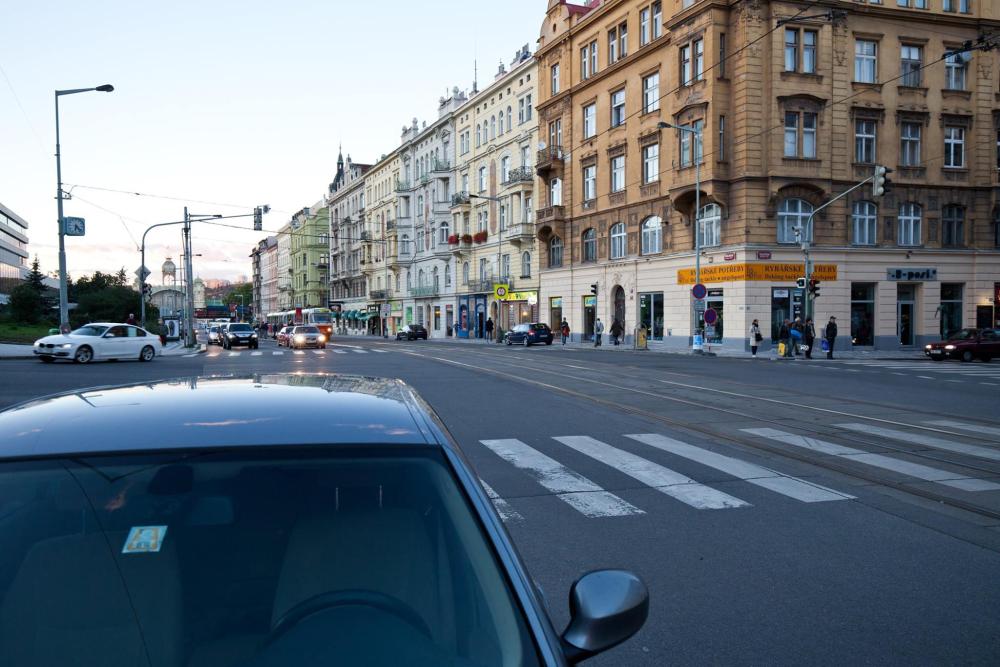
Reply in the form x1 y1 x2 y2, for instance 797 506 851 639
380 304 391 317
135 265 151 281
691 283 708 300
493 283 509 301
703 308 718 326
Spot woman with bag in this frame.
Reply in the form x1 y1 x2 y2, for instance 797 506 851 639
749 319 763 358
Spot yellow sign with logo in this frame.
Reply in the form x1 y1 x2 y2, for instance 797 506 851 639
493 283 509 300
677 263 838 285
506 290 538 303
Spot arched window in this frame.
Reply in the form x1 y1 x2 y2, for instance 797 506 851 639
417 195 423 219
406 271 412 290
506 106 512 132
440 221 450 244
777 198 813 243
401 234 410 256
445 263 451 286
610 222 627 259
549 178 562 206
418 269 425 287
582 228 597 262
432 267 439 290
898 202 921 246
521 251 531 277
377 276 382 290
498 111 504 136
641 216 662 254
462 261 470 285
490 116 496 140
942 204 964 247
549 236 563 267
476 125 481 147
852 201 877 246
394 274 400 292
698 204 720 248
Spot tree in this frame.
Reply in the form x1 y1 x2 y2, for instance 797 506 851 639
26 256 46 292
114 267 129 287
9 283 44 324
73 285 157 327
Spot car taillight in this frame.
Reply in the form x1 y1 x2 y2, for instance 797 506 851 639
528 329 535 335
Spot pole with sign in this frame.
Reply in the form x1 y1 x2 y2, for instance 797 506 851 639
691 284 707 352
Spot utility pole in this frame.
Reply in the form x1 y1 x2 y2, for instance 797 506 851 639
183 207 196 346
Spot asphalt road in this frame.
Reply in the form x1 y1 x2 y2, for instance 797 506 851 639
3 336 1000 665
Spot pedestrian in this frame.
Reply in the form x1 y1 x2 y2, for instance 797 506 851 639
749 319 762 358
778 318 792 358
790 317 804 358
610 318 623 346
804 317 816 359
485 317 494 343
594 318 604 347
824 316 838 359
560 319 570 345
126 313 138 326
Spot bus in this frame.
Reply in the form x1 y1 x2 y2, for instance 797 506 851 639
265 308 334 338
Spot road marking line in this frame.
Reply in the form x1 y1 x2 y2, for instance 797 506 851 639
273 351 284 355
625 433 852 503
479 439 644 518
835 423 1000 463
352 349 368 354
333 349 347 354
554 436 749 510
982 383 999 386
917 375 934 379
312 350 324 355
251 351 262 356
924 421 1000 438
294 351 304 356
372 349 390 353
743 428 1000 492
479 479 523 522
566 364 589 370
228 352 240 357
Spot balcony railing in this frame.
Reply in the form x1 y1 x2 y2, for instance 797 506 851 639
420 173 430 185
409 285 439 297
369 289 389 300
395 179 411 192
537 205 565 223
535 146 564 173
505 166 534 184
431 157 451 172
451 191 471 206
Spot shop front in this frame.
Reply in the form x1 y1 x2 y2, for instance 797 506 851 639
457 294 488 339
499 290 539 330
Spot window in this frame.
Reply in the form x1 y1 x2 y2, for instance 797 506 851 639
401 234 410 256
698 204 721 248
549 236 563 267
440 221 450 244
944 52 967 90
631 215 658 257
583 164 596 201
583 228 597 262
652 2 662 39
855 119 876 163
445 263 451 286
680 128 693 167
500 156 510 183
498 111 504 136
479 258 488 281
523 194 532 222
680 39 704 85
611 155 625 192
852 201 878 245
521 145 530 167
525 95 532 121
855 40 877 83
521 251 531 277
898 202 921 246
900 45 922 87
549 119 562 148
551 63 560 94
499 203 507 231
518 98 525 124
900 122 921 166
463 261 469 284
784 29 816 73
942 205 964 247
939 283 963 339
897 0 927 6
581 46 590 80
477 210 487 233
680 44 691 86
777 198 813 243
610 89 625 127
642 143 659 183
784 111 817 158
694 39 704 81
476 125 482 147
610 222 626 259
490 116 496 140
500 254 510 281
944 126 965 168
719 33 726 78
718 115 726 161
583 103 596 138
642 72 660 113
997 129 1000 170
640 8 650 46
590 41 598 77
693 119 704 164
608 27 618 65
618 22 628 58
549 178 562 206
478 166 487 192
944 0 971 12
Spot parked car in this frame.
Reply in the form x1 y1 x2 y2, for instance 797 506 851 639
925 328 1000 362
505 323 554 347
396 324 428 341
207 325 223 345
222 323 259 349
289 325 326 349
33 323 162 364
0 375 648 666
276 325 294 347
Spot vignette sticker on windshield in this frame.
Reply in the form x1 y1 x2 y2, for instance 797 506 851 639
122 525 168 554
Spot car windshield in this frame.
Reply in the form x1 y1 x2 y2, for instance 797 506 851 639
948 328 978 340
70 325 108 337
210 327 219 333
0 450 540 667
229 324 253 332
296 326 319 334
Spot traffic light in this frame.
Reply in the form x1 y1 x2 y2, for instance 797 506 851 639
253 207 262 231
796 277 807 289
590 283 599 296
872 165 893 198
809 278 821 298
142 283 152 299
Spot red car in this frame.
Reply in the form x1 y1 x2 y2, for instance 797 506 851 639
276 325 294 348
925 328 1000 362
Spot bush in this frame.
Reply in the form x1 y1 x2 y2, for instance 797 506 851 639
72 286 157 327
9 283 47 324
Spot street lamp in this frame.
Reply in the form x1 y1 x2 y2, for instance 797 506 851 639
55 84 114 330
659 121 703 351
469 193 505 342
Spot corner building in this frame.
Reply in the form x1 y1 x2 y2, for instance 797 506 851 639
535 0 1000 352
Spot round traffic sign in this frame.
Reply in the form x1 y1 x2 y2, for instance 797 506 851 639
691 283 708 300
703 308 718 325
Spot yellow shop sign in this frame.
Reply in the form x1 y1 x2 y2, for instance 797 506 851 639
677 263 838 284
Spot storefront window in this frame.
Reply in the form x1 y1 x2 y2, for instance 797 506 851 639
939 283 963 339
434 306 441 331
771 287 805 341
550 297 562 330
703 289 724 343
851 283 875 346
638 292 664 340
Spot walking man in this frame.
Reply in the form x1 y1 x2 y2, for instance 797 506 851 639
610 318 624 346
560 319 570 345
804 317 816 359
825 316 838 359
485 317 494 343
594 318 604 347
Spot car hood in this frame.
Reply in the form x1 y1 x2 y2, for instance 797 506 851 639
34 334 94 345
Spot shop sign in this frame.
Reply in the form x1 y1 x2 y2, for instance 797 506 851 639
506 290 538 303
678 263 838 284
757 251 772 260
583 296 597 307
724 252 737 261
886 267 937 281
550 296 563 308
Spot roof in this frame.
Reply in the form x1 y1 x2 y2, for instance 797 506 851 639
0 375 446 459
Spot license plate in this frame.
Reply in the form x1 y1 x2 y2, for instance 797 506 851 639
929 350 942 355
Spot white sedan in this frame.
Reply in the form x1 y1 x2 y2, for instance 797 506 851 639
33 323 163 364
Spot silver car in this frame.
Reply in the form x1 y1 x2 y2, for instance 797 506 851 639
207 325 223 345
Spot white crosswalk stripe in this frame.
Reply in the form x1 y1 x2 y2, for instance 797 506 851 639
372 349 390 353
352 349 368 354
251 351 262 356
293 350 304 356
273 351 284 355
553 436 749 509
228 352 240 357
625 433 853 503
479 479 523 523
925 420 1000 438
312 350 324 355
479 439 644 518
835 423 1000 462
743 427 1000 492
333 349 347 354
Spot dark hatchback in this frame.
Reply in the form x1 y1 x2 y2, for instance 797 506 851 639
221 323 259 349
0 376 647 667
505 323 554 347
396 324 428 341
925 328 1000 362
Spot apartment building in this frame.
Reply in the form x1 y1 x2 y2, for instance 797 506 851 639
328 149 372 333
275 222 292 311
363 148 403 336
451 46 540 339
535 0 1000 352
0 201 29 304
288 202 330 310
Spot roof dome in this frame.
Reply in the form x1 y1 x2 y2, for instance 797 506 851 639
161 258 176 275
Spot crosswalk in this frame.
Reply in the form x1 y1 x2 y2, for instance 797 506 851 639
206 346 393 358
476 419 1000 523
824 360 1000 383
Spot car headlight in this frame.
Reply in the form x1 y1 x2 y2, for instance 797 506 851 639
60 343 73 349
251 334 258 339
944 344 956 350
294 334 305 341
318 335 326 342
925 344 932 350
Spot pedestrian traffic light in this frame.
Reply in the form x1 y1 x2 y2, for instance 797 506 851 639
872 165 893 198
590 283 599 296
809 278 821 298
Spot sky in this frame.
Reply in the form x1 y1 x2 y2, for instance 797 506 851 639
1 0 545 284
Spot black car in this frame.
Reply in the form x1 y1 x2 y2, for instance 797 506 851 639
506 323 554 347
222 323 259 349
396 324 428 341
0 375 648 666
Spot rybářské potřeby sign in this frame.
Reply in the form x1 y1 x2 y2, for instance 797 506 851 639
886 267 937 281
678 263 838 284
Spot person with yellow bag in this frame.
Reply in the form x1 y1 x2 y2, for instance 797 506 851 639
777 319 792 358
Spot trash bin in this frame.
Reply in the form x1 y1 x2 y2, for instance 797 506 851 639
635 326 648 350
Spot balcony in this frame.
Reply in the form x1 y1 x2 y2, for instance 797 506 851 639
395 179 411 192
409 285 439 298
432 199 451 216
386 220 396 231
369 289 389 301
535 146 564 175
420 173 430 186
450 191 471 210
505 166 534 184
505 222 535 246
431 157 451 174
467 277 514 294
360 230 372 242
537 205 565 224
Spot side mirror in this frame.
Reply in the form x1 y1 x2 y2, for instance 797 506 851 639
561 570 649 663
